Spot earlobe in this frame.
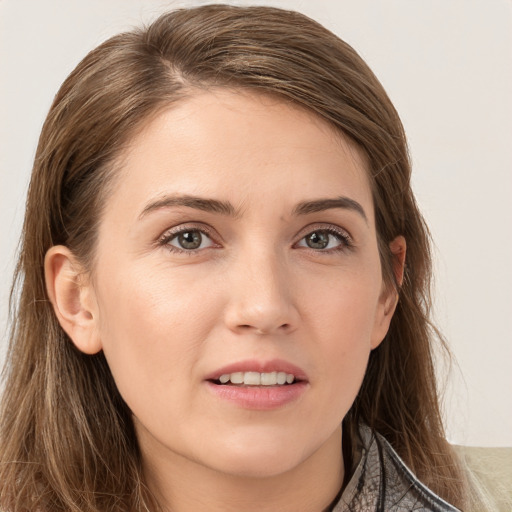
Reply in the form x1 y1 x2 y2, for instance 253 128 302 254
44 246 102 354
371 236 407 349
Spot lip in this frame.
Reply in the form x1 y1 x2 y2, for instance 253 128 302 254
204 359 309 411
204 358 309 382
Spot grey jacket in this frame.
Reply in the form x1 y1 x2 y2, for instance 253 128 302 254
331 425 460 511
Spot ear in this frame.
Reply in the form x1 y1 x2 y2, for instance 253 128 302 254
44 245 102 354
370 235 406 349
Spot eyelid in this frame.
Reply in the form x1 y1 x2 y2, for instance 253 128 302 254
293 223 354 251
157 222 221 251
295 223 353 242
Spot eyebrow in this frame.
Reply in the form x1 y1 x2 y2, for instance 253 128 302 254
139 194 367 222
139 195 239 219
293 197 368 223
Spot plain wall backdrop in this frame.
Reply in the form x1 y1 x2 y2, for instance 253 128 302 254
1 0 511 447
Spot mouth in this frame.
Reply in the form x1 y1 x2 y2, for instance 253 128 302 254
210 371 299 387
205 360 308 410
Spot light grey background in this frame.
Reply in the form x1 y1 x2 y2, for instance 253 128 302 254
1 0 511 447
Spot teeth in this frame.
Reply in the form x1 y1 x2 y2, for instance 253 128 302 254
217 371 296 386
244 372 261 385
276 372 287 385
260 371 277 385
230 372 244 384
219 374 230 384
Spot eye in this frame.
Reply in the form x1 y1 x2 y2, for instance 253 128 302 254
163 228 216 251
296 228 351 251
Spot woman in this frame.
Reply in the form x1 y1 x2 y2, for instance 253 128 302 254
0 5 473 511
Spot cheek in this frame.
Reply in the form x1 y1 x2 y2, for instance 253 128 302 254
304 270 381 408
93 262 222 411
98 260 218 343
308 268 381 348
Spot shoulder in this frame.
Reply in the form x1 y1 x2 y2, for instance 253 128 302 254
332 425 460 512
375 429 460 511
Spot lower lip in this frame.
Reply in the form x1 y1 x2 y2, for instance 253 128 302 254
205 381 308 410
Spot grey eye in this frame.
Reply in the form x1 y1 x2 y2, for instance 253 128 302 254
297 229 346 251
168 230 214 250
305 230 330 249
177 231 202 249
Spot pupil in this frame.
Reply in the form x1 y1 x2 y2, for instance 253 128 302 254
178 231 202 249
307 231 329 249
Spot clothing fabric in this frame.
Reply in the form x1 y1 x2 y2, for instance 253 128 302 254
331 425 460 512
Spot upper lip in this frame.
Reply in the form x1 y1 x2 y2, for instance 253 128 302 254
205 359 308 382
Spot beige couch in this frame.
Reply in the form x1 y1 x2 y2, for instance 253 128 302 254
454 445 512 511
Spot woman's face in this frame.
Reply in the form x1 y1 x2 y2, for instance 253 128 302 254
80 90 397 479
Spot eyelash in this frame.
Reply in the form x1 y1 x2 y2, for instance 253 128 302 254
157 224 354 255
158 224 218 255
296 225 354 253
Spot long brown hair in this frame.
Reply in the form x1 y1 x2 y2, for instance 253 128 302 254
0 5 468 511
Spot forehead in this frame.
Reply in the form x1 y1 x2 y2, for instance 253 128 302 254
109 89 373 220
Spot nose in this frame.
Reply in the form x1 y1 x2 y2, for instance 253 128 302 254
223 249 300 336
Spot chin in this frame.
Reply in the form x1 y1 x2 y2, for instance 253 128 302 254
210 450 306 479
198 430 314 479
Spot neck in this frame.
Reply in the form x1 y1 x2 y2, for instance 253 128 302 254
140 427 344 512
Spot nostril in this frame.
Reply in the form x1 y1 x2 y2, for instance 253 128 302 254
255 323 291 335
231 319 297 335
276 323 292 333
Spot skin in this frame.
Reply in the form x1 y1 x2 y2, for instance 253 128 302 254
46 90 405 512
